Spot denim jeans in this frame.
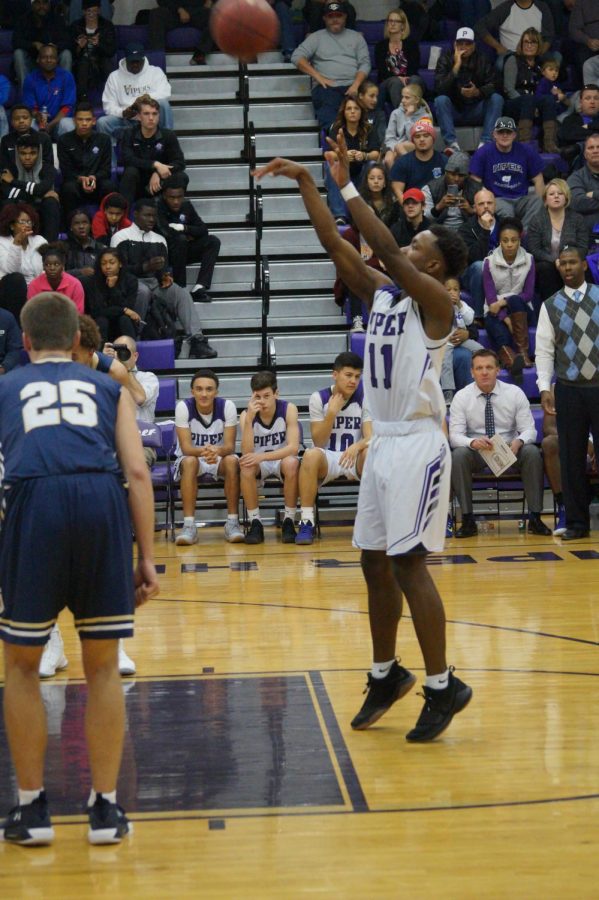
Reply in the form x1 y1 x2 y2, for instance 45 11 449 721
434 93 504 146
462 261 484 319
312 84 348 131
274 1 296 57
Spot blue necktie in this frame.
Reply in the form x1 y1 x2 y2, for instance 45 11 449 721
573 289 583 303
484 393 495 438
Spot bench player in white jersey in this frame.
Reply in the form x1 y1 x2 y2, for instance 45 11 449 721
239 370 300 545
174 369 244 545
296 351 372 545
254 141 473 742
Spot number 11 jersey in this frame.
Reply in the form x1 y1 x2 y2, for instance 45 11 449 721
364 284 448 426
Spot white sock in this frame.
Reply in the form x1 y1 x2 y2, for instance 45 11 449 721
183 516 195 529
88 788 116 807
425 669 450 690
284 507 296 522
248 508 260 522
18 788 43 806
227 514 239 523
371 659 395 679
301 507 314 524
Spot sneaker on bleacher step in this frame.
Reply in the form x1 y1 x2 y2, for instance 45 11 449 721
295 521 314 545
1 792 54 846
351 316 365 333
224 520 245 543
39 625 68 679
189 334 217 359
444 141 461 156
553 504 567 536
176 524 198 545
87 795 131 845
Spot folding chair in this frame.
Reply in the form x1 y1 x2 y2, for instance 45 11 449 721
138 421 176 541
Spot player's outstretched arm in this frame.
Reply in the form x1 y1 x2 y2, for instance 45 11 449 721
253 158 389 308
115 390 159 607
326 132 453 337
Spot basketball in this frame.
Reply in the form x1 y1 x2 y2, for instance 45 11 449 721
210 0 280 61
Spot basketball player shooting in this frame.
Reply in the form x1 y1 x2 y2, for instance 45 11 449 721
254 136 473 741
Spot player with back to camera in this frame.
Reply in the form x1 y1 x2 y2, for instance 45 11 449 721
0 293 159 846
254 138 473 742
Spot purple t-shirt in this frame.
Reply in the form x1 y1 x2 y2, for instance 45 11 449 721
469 142 544 199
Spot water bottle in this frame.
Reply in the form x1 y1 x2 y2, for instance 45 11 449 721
40 106 48 129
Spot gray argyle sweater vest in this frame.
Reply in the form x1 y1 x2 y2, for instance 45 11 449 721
545 284 599 386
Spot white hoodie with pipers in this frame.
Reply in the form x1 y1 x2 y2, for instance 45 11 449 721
101 57 172 117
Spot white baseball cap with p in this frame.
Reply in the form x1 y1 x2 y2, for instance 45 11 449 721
455 27 475 41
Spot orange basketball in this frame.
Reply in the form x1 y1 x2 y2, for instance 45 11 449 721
210 0 280 61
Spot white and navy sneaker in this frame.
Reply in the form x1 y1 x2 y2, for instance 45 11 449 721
553 504 567 536
39 625 68 679
1 792 55 845
118 640 136 676
87 795 132 845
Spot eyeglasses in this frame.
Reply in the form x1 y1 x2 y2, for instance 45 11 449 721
15 219 32 225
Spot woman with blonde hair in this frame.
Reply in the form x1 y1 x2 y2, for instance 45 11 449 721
527 177 589 301
374 8 422 109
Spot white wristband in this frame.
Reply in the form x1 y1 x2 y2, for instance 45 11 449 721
340 183 359 202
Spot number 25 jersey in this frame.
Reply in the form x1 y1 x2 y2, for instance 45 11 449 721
0 360 122 485
364 284 448 426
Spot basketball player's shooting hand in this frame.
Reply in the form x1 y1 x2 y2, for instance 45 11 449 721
325 130 350 188
252 158 309 183
134 559 159 607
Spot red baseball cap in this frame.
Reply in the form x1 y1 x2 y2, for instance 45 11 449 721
402 188 425 203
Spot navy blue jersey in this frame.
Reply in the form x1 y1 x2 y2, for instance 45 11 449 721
0 360 122 484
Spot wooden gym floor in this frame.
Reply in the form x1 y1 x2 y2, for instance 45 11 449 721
1 522 599 899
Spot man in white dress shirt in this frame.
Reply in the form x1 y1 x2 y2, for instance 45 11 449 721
449 348 550 537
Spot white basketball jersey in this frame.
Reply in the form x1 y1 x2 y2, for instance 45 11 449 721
364 284 448 425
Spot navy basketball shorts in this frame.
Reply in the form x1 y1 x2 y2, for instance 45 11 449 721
0 473 135 645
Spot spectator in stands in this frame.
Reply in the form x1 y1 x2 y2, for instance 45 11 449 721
303 0 356 33
97 43 174 142
422 152 478 229
535 58 570 137
291 2 371 131
87 247 141 341
469 116 544 229
449 348 551 536
119 96 188 205
389 120 446 203
68 0 114 23
390 187 432 246
434 26 504 154
458 187 500 319
0 74 10 140
22 44 76 139
57 102 115 218
148 0 212 66
527 178 589 300
0 133 60 241
475 0 555 71
383 82 432 169
157 174 220 302
240 369 300 545
440 276 484 403
173 369 244 546
0 307 22 374
0 104 53 170
325 95 380 225
568 0 599 82
92 192 131 245
357 81 386 149
0 202 45 319
295 351 371 545
65 209 104 280
111 198 217 359
12 0 71 88
536 245 599 539
374 8 422 111
267 0 297 63
567 132 599 229
503 27 561 150
70 0 117 100
26 244 85 312
558 84 599 167
483 217 535 380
